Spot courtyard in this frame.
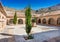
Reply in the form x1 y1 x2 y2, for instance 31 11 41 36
0 25 60 42
2 25 59 35
0 0 60 42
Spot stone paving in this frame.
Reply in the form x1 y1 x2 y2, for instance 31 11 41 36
0 35 14 42
3 25 59 35
0 25 60 42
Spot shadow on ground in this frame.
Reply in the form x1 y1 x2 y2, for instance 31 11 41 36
0 30 60 42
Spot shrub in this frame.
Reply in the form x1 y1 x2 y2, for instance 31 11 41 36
25 5 33 39
32 18 36 23
13 12 17 24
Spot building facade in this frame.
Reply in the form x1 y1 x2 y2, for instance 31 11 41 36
0 2 60 32
0 3 7 32
37 11 60 26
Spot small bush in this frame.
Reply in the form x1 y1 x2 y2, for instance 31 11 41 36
13 12 17 24
32 18 36 23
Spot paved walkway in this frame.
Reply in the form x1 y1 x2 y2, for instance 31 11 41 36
3 25 59 35
0 25 60 42
0 35 14 42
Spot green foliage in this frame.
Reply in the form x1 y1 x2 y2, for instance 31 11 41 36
13 12 17 24
32 18 36 23
25 6 32 36
26 25 32 35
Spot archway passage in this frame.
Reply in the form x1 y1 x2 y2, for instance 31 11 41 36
9 19 13 24
42 19 46 24
48 18 54 25
18 19 23 24
38 19 41 24
57 18 60 25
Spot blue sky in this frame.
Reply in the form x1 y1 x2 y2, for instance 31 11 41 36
1 0 60 10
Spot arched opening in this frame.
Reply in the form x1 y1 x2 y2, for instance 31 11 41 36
57 18 60 25
42 19 46 24
9 19 13 24
38 19 41 24
48 18 54 25
18 19 23 24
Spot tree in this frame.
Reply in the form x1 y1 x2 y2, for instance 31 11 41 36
25 6 33 39
13 12 17 24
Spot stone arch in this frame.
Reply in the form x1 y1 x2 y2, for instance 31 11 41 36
57 18 60 25
42 18 46 24
9 19 13 24
38 19 41 23
48 18 55 25
18 19 23 24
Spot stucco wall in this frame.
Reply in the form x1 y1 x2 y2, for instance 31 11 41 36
0 12 6 32
7 17 25 25
37 14 60 26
